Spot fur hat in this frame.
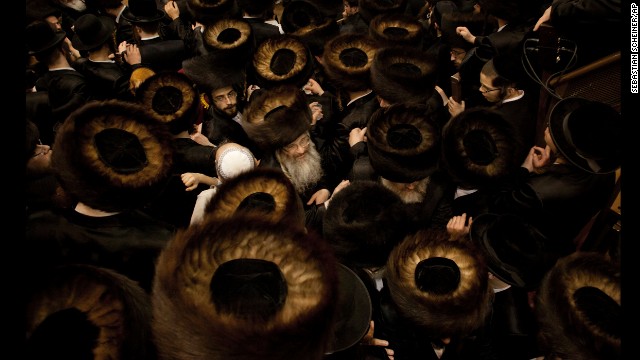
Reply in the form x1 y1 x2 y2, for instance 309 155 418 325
470 213 561 290
280 1 340 56
24 264 156 359
323 180 410 268
358 0 407 23
152 217 339 360
203 167 305 226
370 46 438 105
441 107 521 189
369 13 425 49
236 0 275 16
25 20 66 55
129 66 156 96
135 71 199 135
182 53 247 94
52 100 174 212
242 84 312 152
187 0 239 25
291 0 343 20
71 14 116 51
322 33 379 92
548 97 622 174
535 252 621 360
251 34 315 89
367 103 441 183
121 0 165 23
202 17 255 63
385 228 493 337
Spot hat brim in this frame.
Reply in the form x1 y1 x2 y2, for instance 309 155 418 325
121 8 165 23
28 32 66 55
71 16 116 51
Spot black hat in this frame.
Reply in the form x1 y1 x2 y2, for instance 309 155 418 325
548 97 621 174
26 0 61 25
470 213 561 290
187 0 239 25
72 14 116 51
25 20 66 55
236 0 275 16
441 107 521 189
25 264 155 360
121 0 165 23
358 0 407 23
535 252 621 360
203 167 305 226
370 46 438 105
367 103 441 183
135 71 199 135
369 13 425 49
251 34 315 89
52 100 174 212
386 228 492 337
322 33 379 92
242 84 313 152
202 17 255 62
152 217 339 360
182 53 247 93
323 180 410 268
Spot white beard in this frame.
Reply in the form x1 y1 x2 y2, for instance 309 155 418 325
62 0 87 12
278 142 323 194
381 177 429 204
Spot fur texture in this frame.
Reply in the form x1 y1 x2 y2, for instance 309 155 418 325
358 0 407 23
182 53 246 93
322 33 379 92
251 34 314 89
52 100 174 212
187 0 238 25
152 217 339 360
369 13 424 48
202 17 254 62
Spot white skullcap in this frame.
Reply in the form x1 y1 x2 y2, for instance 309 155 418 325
215 146 256 182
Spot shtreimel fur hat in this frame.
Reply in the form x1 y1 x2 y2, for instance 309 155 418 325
202 17 254 62
322 33 379 92
358 0 407 23
251 34 315 89
385 228 493 338
52 100 174 212
369 12 425 49
182 53 247 94
241 84 312 152
187 0 239 25
152 217 339 360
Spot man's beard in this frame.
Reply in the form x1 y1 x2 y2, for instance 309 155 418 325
381 177 429 204
218 104 237 118
278 142 323 194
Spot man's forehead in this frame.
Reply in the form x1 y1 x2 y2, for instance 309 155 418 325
211 86 234 96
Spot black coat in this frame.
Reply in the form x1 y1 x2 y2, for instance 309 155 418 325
73 58 133 101
138 37 188 73
35 69 92 126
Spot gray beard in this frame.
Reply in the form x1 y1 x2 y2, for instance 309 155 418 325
279 143 323 194
381 177 429 204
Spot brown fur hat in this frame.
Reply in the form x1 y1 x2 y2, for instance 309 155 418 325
358 0 407 23
370 46 438 105
186 0 239 25
280 1 340 57
323 180 411 269
250 34 315 89
182 53 247 94
135 71 199 135
241 84 312 152
366 103 441 182
152 217 339 360
203 167 305 226
369 12 425 49
52 100 174 212
441 107 521 189
25 264 155 359
236 0 275 16
535 252 620 360
322 33 379 92
385 228 493 338
202 17 255 63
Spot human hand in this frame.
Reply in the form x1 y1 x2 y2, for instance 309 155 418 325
164 1 180 20
124 43 141 65
332 180 350 196
190 132 215 147
533 6 552 31
181 172 200 191
456 26 475 44
303 78 324 96
349 127 367 147
307 188 331 205
447 98 465 117
309 102 323 125
530 145 551 170
447 213 472 240
361 320 395 360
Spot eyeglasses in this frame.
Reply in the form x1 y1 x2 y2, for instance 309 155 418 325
450 49 466 57
212 90 237 103
283 134 311 152
479 84 501 94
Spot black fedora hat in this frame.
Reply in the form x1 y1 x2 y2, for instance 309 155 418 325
25 20 66 55
122 0 165 23
548 97 622 174
72 14 116 51
470 213 561 290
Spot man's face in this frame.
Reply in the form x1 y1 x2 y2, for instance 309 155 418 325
211 86 238 117
281 133 311 160
479 72 502 103
381 177 429 204
450 47 467 69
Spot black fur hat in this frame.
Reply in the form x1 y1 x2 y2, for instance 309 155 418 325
241 84 312 152
386 228 493 338
52 100 174 212
323 180 410 269
358 0 407 23
441 107 520 189
203 167 305 226
370 46 438 105
548 97 622 174
135 71 199 135
535 252 621 360
250 34 315 89
322 33 379 92
367 103 441 183
152 217 339 360
25 264 155 359
369 12 425 49
182 53 247 94
187 0 239 25
202 17 255 62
